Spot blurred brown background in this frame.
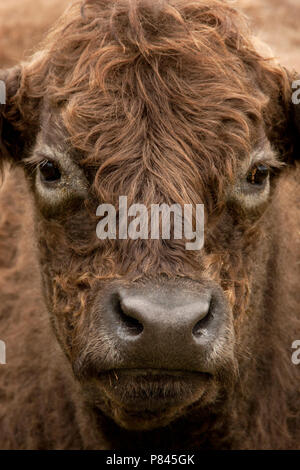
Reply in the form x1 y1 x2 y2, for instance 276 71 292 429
0 0 299 69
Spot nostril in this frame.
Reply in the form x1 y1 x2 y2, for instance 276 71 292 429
192 301 213 337
113 296 144 336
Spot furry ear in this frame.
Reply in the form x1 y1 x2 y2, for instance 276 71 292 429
281 72 300 163
292 78 300 142
262 68 300 165
0 66 24 172
0 65 40 177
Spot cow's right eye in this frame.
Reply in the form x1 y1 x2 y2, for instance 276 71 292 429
39 160 61 183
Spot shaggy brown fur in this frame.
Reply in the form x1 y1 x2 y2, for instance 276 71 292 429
0 0 299 449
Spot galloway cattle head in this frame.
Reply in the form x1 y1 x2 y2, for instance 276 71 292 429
0 0 299 432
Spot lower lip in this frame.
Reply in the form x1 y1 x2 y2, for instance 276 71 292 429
96 369 211 409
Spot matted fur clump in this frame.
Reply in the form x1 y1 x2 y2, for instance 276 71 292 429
0 0 299 450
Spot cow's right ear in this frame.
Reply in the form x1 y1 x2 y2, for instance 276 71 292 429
0 66 35 176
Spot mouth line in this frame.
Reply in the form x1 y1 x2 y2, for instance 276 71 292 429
100 368 212 378
91 369 213 421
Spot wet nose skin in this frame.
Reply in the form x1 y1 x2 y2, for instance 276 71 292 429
101 282 231 372
118 290 211 339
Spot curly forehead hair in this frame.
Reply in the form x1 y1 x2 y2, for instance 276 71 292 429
8 0 294 205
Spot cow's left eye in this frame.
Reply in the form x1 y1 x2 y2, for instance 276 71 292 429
246 164 270 186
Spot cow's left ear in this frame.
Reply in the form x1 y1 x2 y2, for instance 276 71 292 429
292 77 300 138
290 76 300 161
258 63 300 165
276 71 300 164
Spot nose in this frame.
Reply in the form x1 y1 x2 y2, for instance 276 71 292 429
117 290 210 339
102 282 229 372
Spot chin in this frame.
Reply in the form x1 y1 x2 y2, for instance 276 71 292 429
82 369 219 431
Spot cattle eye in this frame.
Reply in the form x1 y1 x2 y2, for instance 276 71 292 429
246 164 269 186
39 160 61 183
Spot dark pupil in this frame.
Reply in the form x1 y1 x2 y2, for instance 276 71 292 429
40 161 61 182
247 165 269 185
